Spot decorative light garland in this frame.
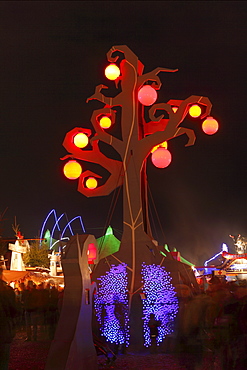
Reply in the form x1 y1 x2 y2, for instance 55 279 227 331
141 263 179 347
94 264 130 346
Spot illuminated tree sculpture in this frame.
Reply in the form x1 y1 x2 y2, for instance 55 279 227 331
61 45 218 307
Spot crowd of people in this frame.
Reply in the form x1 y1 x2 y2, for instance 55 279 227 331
0 267 63 369
2 266 247 369
173 276 247 369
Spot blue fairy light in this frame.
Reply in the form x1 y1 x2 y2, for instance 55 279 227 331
94 263 130 346
141 263 179 347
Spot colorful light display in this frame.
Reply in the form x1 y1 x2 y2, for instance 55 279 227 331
105 64 120 80
63 160 82 180
202 116 219 135
94 264 130 346
151 147 172 168
39 209 85 249
138 85 157 106
141 263 179 347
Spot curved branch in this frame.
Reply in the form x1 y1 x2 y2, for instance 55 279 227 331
174 127 196 146
139 95 212 157
149 103 174 122
90 108 123 153
107 45 138 65
78 161 123 197
137 67 178 89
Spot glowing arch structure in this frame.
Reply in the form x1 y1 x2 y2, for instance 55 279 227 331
39 209 86 249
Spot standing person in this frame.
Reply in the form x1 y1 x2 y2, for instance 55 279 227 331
0 268 17 370
22 281 39 341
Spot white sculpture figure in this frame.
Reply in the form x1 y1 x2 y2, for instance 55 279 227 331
9 238 29 271
48 251 60 276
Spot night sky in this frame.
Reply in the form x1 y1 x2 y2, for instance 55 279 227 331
0 1 246 265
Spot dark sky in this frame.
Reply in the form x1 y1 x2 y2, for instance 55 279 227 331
0 1 246 265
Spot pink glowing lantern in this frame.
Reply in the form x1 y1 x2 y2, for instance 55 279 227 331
151 147 172 168
138 85 157 106
202 116 219 135
63 160 82 180
87 243 97 263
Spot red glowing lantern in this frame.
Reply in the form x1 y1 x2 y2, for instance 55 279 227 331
105 64 120 80
85 177 98 189
202 116 219 135
63 160 82 180
151 147 172 168
87 243 97 263
99 116 112 129
138 85 157 106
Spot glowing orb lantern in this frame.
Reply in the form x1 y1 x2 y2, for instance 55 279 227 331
63 160 82 180
87 243 97 263
99 116 112 129
105 64 120 80
73 132 89 148
138 85 157 106
151 147 172 168
189 104 202 118
202 116 219 135
85 177 98 189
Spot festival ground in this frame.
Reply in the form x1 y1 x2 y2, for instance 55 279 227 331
9 328 229 370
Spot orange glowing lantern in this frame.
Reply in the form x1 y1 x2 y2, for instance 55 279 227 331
85 177 98 189
63 160 82 180
105 64 120 80
189 104 202 118
172 106 178 113
202 116 219 135
138 85 157 106
99 116 112 129
151 147 172 168
73 132 89 148
87 243 97 263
